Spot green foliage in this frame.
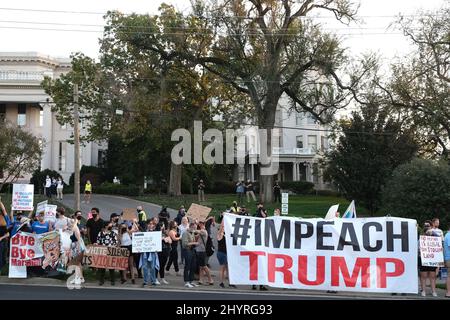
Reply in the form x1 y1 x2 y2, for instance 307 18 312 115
280 181 315 195
95 182 141 196
69 165 106 186
323 103 418 215
0 123 42 190
382 158 450 229
211 181 236 194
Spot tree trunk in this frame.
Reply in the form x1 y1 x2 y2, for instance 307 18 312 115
259 175 274 203
168 163 182 196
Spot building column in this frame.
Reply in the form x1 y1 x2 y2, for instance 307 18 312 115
292 162 297 181
40 103 53 170
250 164 255 181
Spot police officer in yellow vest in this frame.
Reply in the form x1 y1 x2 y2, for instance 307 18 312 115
83 180 92 204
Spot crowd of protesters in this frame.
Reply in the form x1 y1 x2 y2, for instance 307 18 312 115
0 196 449 297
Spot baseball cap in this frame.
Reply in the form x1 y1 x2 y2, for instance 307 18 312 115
110 213 120 219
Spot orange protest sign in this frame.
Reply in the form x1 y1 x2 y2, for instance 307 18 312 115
187 203 212 222
122 208 137 221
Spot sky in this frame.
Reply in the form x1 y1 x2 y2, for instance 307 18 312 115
0 0 446 61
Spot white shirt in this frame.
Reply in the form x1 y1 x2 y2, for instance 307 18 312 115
57 181 64 189
121 233 132 246
178 224 189 237
45 178 51 188
54 216 68 230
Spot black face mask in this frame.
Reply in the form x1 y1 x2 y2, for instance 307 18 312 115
92 214 98 219
76 216 82 220
56 213 60 218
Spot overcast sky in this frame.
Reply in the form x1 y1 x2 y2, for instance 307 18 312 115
0 0 446 61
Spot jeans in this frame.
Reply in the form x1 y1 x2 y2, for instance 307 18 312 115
142 258 156 285
180 247 187 265
166 245 179 272
183 249 197 283
198 190 205 202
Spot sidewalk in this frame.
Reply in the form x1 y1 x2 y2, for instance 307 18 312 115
1 269 447 300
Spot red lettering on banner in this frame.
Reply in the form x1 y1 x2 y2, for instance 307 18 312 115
298 256 325 285
376 258 404 288
331 257 371 288
268 254 293 284
240 251 266 280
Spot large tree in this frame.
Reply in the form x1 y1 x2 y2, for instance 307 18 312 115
323 102 418 215
0 123 42 191
376 6 450 159
108 0 367 202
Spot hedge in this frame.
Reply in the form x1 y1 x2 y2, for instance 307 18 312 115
94 183 141 196
280 181 315 194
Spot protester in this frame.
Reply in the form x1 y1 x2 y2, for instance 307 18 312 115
236 181 245 205
157 227 172 284
158 206 170 230
0 201 10 271
119 223 136 284
239 206 250 216
54 207 68 231
73 210 87 239
444 226 450 298
96 221 118 285
175 205 185 225
253 203 268 290
136 206 147 231
140 220 160 286
67 218 85 285
86 208 104 245
178 216 189 265
56 177 64 200
230 201 240 214
204 216 216 268
245 180 257 202
32 212 52 234
195 221 214 285
197 179 206 202
182 222 199 288
273 181 281 203
419 222 438 297
109 213 120 234
431 218 444 240
274 208 281 216
44 175 52 198
166 220 181 276
217 221 236 288
83 180 92 204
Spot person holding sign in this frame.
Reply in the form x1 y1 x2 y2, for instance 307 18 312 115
140 220 160 287
419 222 438 297
195 221 214 286
96 221 119 286
119 223 136 285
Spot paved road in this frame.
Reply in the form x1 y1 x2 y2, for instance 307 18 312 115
0 284 368 300
59 194 177 220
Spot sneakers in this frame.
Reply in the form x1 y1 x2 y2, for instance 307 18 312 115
153 280 161 285
432 292 437 297
121 279 127 284
219 282 225 288
229 284 237 288
142 283 147 287
191 282 200 287
185 282 194 288
161 279 169 285
421 291 426 297
80 277 85 283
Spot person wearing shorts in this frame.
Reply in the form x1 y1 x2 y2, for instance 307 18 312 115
216 221 236 288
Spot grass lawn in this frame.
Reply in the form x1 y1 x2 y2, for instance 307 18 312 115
133 193 371 218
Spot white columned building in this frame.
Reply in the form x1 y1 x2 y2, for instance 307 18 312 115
0 52 107 183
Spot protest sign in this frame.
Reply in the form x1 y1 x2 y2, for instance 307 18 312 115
83 245 129 270
12 184 34 211
122 208 137 221
419 235 444 267
44 204 57 223
36 200 48 216
223 214 418 294
132 232 162 253
324 204 339 220
281 193 289 215
187 203 212 222
8 232 44 278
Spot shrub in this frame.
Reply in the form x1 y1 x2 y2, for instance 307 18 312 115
280 181 315 194
211 181 236 194
69 165 106 186
381 158 450 229
94 182 141 196
315 189 341 197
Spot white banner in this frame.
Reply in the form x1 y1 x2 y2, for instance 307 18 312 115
8 232 44 278
223 214 418 293
419 235 444 267
12 184 34 211
132 232 162 253
44 204 57 223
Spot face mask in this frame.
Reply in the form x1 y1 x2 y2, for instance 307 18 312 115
76 216 82 220
92 214 98 218
56 213 60 218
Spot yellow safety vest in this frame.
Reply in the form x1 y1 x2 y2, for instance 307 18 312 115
85 183 92 192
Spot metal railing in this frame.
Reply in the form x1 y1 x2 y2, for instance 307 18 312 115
0 70 47 82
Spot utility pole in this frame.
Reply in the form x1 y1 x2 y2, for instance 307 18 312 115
73 84 80 211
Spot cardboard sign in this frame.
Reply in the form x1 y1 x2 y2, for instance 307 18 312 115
281 193 289 215
44 204 57 223
8 232 44 278
122 208 137 221
36 200 48 216
12 184 34 211
132 232 162 253
187 203 212 222
420 235 444 267
83 245 129 270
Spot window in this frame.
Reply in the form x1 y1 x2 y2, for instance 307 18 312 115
58 141 66 171
321 136 328 151
0 104 5 123
39 109 44 127
296 112 303 126
296 136 303 149
17 104 26 126
308 135 317 151
306 113 316 125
